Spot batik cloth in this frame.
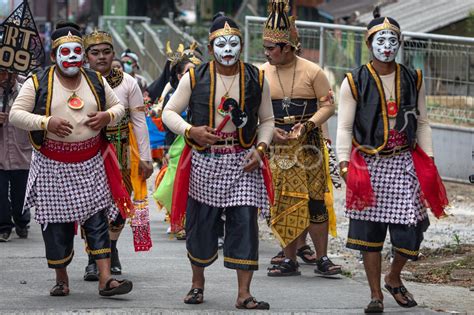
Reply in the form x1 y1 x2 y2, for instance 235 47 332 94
345 131 427 225
25 137 119 224
188 148 269 214
269 129 328 247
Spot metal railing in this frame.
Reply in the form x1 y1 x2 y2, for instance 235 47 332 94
245 16 474 127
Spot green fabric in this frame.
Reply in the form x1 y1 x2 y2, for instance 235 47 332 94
153 135 185 212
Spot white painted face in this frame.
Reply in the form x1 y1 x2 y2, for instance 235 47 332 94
213 35 241 66
371 30 400 63
56 42 83 76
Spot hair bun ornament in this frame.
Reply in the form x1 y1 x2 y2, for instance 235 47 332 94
212 12 225 22
373 6 381 19
55 20 81 31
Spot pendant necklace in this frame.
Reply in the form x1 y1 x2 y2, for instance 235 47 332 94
60 73 84 110
383 78 398 118
217 68 239 116
276 58 297 124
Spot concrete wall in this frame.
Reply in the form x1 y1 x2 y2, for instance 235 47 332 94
327 116 473 183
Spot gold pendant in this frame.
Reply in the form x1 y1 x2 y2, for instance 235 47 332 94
283 115 296 124
68 92 84 110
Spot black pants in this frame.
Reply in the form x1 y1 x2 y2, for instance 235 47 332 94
0 170 30 234
42 210 111 269
186 197 259 271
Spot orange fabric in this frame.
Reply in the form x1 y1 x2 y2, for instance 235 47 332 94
152 117 165 132
152 148 164 160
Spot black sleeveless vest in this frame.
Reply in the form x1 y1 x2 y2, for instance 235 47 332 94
29 66 106 149
187 61 264 150
346 63 422 154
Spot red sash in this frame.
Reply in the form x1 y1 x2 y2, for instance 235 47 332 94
346 146 448 218
40 136 134 219
170 144 274 233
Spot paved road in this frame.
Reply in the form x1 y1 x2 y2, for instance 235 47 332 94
0 199 445 314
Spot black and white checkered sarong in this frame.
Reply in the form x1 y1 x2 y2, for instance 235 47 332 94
25 150 119 224
345 150 427 225
189 149 269 214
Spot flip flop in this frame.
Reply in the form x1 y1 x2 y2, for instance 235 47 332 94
364 299 384 313
184 288 204 304
384 283 417 308
99 278 133 297
50 281 69 297
236 296 270 310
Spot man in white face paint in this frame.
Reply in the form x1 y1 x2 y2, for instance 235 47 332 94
212 34 241 66
162 13 274 309
9 22 135 298
336 9 447 313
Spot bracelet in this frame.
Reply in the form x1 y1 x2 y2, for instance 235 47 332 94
256 144 266 158
340 166 348 177
40 117 48 130
106 110 115 123
304 120 316 133
185 125 193 139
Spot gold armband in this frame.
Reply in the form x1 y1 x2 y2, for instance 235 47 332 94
107 110 115 123
340 166 348 177
40 117 48 130
185 125 193 139
256 144 267 158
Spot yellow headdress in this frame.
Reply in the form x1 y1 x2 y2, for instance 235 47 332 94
263 0 299 48
83 29 114 51
166 41 202 66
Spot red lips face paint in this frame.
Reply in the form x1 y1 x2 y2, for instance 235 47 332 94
372 30 400 63
56 42 84 76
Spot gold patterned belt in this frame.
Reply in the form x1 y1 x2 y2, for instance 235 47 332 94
378 145 410 157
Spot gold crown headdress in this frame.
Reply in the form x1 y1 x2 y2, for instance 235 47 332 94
263 0 299 48
83 29 114 51
208 21 242 42
366 17 401 40
52 31 83 50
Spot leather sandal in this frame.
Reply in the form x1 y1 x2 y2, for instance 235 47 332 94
314 256 342 276
236 296 270 310
269 250 285 265
50 281 69 296
184 288 204 304
364 299 384 313
267 258 301 277
99 278 133 296
384 283 417 308
296 244 317 264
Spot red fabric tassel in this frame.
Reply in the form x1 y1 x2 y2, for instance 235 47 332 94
100 140 135 219
261 156 274 206
411 146 448 218
170 144 192 233
345 148 376 210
